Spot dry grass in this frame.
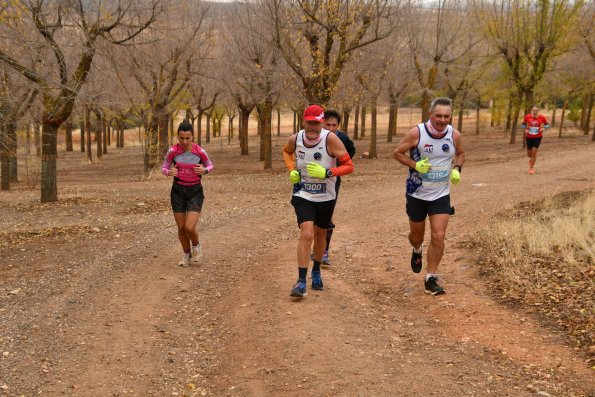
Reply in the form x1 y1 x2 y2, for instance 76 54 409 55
472 190 595 366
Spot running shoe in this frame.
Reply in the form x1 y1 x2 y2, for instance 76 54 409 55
321 250 331 266
528 168 535 175
411 248 423 273
290 280 307 297
311 270 323 290
178 253 191 267
424 276 445 296
191 243 202 263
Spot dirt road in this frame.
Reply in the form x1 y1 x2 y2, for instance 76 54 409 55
1 131 594 396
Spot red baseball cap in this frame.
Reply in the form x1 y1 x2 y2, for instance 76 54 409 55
303 105 325 122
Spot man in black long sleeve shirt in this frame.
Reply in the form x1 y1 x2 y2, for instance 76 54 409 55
322 109 356 265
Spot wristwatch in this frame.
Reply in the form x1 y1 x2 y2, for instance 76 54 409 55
454 165 462 173
326 169 333 178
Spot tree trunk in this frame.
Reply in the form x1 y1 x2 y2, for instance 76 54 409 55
158 113 169 158
169 113 175 145
96 116 103 159
421 90 431 122
85 108 92 163
353 105 360 140
559 98 568 138
95 118 103 159
457 105 464 133
509 101 522 144
258 116 264 161
144 116 159 172
580 92 589 132
0 149 8 190
342 109 350 136
119 124 125 148
40 121 59 203
196 111 203 145
107 124 112 147
228 116 233 143
34 122 41 157
206 114 211 144
0 124 9 190
360 105 367 137
102 118 107 155
7 121 17 182
26 124 32 155
277 107 281 137
387 96 397 143
476 100 481 135
524 89 534 116
239 108 250 155
551 106 557 127
293 110 298 134
80 118 85 152
65 122 73 152
368 96 378 159
505 97 513 133
584 92 592 135
257 100 273 169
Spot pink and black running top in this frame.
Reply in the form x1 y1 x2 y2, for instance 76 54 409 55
162 143 213 185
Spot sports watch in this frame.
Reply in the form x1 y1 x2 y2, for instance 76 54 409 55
326 169 333 178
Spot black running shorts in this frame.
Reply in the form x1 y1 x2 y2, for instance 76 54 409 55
291 196 336 229
171 183 204 213
406 194 450 222
526 137 542 149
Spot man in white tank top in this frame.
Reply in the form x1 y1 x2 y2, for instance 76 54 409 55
393 97 465 295
282 105 355 298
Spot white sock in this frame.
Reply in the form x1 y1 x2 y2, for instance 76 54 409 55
425 273 436 281
413 245 422 254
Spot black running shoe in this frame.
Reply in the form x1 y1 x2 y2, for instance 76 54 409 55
424 276 445 296
290 280 307 298
411 249 422 273
311 270 323 290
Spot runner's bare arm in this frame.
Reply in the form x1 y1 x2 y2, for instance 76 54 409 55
283 134 298 171
327 133 353 176
393 127 420 169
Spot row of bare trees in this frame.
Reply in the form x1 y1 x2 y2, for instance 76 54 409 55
1 0 593 202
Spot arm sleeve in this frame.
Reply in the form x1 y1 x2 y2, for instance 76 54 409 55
162 149 174 176
199 149 214 173
330 152 354 177
283 144 295 171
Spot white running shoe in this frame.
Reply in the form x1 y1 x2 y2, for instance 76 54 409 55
191 243 202 263
178 253 191 267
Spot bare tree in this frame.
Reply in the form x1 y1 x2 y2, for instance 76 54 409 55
0 68 38 190
263 0 396 105
480 0 583 143
0 0 160 201
405 0 477 122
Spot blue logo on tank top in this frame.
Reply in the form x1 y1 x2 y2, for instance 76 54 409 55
442 144 450 152
313 152 322 160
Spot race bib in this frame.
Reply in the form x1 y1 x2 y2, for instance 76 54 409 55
528 126 539 135
300 181 327 194
421 165 449 184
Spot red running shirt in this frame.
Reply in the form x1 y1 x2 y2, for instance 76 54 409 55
523 114 548 138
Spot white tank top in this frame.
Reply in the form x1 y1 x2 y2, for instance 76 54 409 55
406 123 455 201
293 129 337 202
